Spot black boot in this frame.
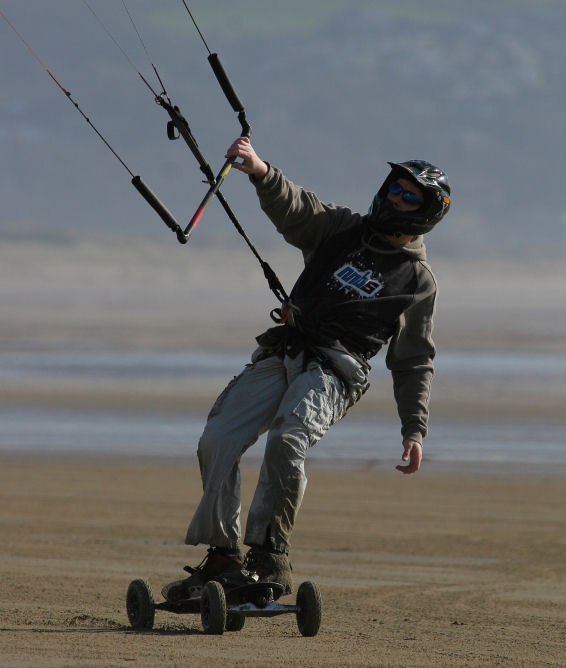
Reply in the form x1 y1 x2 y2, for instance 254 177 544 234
162 547 244 603
244 547 293 595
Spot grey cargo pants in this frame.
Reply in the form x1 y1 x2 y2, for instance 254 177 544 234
185 352 352 553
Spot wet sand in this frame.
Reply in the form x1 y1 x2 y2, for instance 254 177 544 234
1 455 566 667
1 241 565 355
2 241 566 424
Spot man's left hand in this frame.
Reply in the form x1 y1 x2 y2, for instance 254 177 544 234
395 439 422 475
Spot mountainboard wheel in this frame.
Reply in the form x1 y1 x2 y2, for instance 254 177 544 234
126 578 155 630
225 612 246 632
296 580 322 637
201 580 226 635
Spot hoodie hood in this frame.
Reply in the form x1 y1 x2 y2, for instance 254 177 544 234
362 224 427 261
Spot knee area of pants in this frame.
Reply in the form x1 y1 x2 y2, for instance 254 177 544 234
264 435 305 471
198 427 246 465
197 431 223 462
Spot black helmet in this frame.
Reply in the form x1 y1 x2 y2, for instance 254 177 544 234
368 160 451 235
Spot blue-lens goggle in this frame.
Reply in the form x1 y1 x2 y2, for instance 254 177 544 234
388 181 423 206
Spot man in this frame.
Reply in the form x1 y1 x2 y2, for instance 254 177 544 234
162 137 451 602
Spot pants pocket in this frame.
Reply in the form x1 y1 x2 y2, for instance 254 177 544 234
291 367 350 447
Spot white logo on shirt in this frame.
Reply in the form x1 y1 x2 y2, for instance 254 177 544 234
333 264 384 297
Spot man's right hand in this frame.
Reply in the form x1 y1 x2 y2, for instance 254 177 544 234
226 137 268 179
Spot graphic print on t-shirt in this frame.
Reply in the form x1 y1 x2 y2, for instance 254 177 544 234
331 260 385 298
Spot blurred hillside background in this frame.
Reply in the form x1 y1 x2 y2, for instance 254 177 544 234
1 0 565 255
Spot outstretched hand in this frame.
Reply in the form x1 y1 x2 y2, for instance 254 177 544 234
226 137 268 179
395 439 422 475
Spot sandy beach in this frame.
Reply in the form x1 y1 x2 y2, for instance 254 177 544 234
1 241 566 665
1 455 566 667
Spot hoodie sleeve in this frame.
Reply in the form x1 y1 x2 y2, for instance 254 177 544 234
385 261 437 444
251 164 360 257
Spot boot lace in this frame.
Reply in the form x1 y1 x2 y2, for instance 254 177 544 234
183 547 216 576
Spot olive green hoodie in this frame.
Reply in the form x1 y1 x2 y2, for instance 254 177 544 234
252 165 437 445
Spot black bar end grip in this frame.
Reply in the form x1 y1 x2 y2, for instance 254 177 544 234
131 176 187 243
208 53 244 113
